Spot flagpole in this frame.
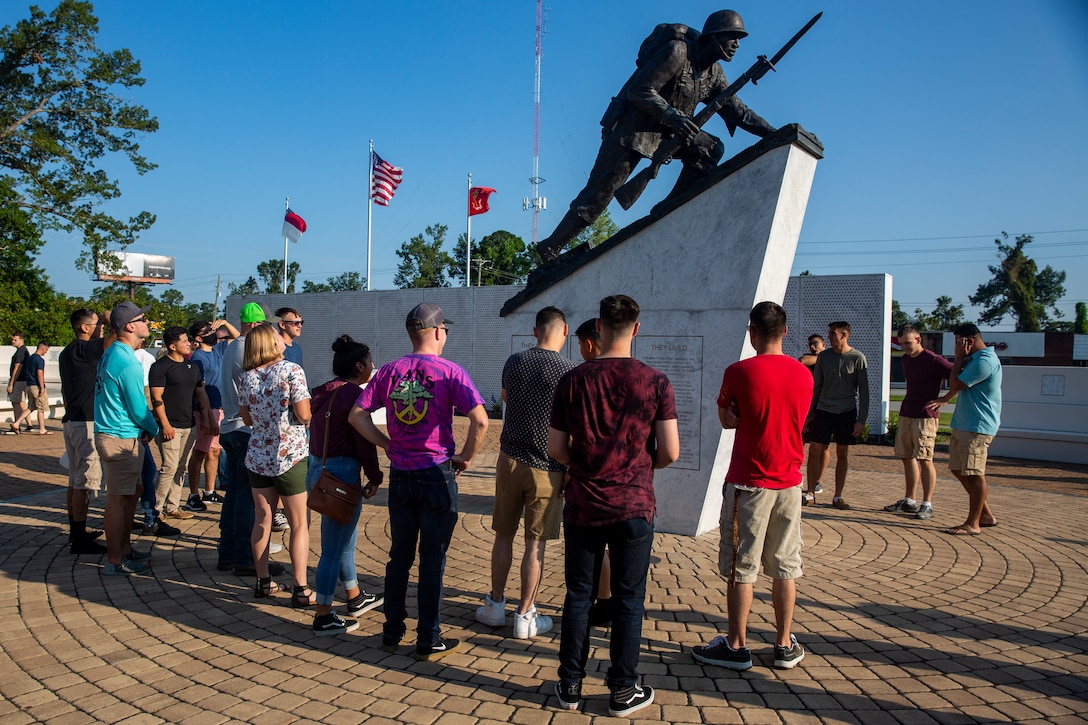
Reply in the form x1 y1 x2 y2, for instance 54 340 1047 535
466 173 471 288
367 140 374 292
283 196 289 293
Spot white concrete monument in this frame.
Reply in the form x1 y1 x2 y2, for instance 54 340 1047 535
502 125 822 536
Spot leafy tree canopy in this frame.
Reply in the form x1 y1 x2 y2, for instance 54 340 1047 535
394 224 454 289
571 208 618 250
451 229 534 286
301 272 366 293
970 233 1067 331
0 0 159 275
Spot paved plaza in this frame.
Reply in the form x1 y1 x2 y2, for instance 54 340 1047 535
1 422 1086 724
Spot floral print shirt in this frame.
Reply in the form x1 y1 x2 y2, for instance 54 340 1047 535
240 360 310 476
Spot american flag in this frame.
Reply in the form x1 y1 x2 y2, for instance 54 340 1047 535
371 152 403 206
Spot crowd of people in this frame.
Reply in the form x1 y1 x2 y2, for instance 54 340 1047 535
12 291 1002 718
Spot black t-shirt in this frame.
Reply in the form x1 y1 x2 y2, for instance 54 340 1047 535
59 338 107 423
148 356 203 428
9 345 28 379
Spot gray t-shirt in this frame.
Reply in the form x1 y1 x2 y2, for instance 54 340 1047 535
812 347 869 419
499 347 576 472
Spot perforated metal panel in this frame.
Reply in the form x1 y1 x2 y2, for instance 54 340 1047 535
782 274 892 433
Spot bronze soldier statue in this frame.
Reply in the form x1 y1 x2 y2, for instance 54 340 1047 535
537 10 776 264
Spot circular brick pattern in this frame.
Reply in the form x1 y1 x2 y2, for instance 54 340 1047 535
1 428 1086 723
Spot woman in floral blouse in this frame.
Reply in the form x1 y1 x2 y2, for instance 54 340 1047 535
239 323 314 606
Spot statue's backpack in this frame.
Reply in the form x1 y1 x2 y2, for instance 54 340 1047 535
601 23 700 131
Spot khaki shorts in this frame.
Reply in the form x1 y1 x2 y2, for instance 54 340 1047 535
949 430 994 476
95 433 144 497
64 421 101 491
7 381 26 404
491 452 563 541
894 416 939 460
719 483 804 584
193 408 223 453
26 385 47 412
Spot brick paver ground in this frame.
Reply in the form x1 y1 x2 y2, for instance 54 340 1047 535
1 421 1086 723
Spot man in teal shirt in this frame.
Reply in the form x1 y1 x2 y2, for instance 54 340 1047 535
927 323 1002 535
95 302 160 575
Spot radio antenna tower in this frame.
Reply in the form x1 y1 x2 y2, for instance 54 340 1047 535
523 0 547 244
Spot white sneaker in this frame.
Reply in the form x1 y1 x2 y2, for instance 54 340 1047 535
269 542 283 554
513 607 552 639
475 594 507 626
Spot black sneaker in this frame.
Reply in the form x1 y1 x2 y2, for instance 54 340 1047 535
609 684 654 717
380 636 402 653
414 637 461 661
883 498 920 513
150 519 181 537
346 591 384 616
554 680 582 711
312 612 359 636
691 636 753 670
182 494 207 512
773 634 805 669
202 491 225 504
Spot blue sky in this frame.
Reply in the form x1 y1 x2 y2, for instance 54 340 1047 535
9 0 1087 328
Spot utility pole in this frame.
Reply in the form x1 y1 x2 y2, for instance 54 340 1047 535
213 275 222 318
473 258 492 286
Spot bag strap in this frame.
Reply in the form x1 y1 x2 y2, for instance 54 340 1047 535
320 383 350 471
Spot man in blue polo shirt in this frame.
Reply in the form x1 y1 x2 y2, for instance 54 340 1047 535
927 323 1002 536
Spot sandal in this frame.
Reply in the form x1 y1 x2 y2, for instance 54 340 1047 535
254 577 287 598
291 584 317 608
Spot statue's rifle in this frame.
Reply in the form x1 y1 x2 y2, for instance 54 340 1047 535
614 11 822 211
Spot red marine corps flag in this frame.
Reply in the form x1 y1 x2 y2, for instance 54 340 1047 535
468 186 496 216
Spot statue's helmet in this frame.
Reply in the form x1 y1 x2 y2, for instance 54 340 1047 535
702 10 748 39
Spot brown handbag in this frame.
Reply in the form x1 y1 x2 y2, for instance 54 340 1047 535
306 385 362 525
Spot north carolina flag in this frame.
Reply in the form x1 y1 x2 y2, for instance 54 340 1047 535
469 187 496 216
282 209 307 243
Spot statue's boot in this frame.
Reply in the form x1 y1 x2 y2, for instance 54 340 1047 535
536 209 591 263
663 165 711 204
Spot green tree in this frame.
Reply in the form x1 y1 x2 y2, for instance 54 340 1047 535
1075 302 1088 335
451 229 534 286
891 300 911 331
912 295 966 331
394 224 454 289
228 276 260 296
256 258 300 294
571 208 619 250
327 271 365 291
301 279 332 293
0 183 72 343
970 233 1067 331
0 0 159 275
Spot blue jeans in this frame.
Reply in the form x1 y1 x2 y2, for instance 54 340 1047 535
306 455 364 606
218 431 255 568
559 517 654 690
383 464 458 647
140 440 157 525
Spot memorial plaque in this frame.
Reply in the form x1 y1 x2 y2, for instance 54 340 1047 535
634 336 703 470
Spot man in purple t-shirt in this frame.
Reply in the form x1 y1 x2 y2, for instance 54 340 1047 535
883 324 953 520
351 302 488 662
548 295 680 717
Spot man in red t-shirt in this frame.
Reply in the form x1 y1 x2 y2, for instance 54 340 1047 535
548 295 679 716
692 301 813 672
